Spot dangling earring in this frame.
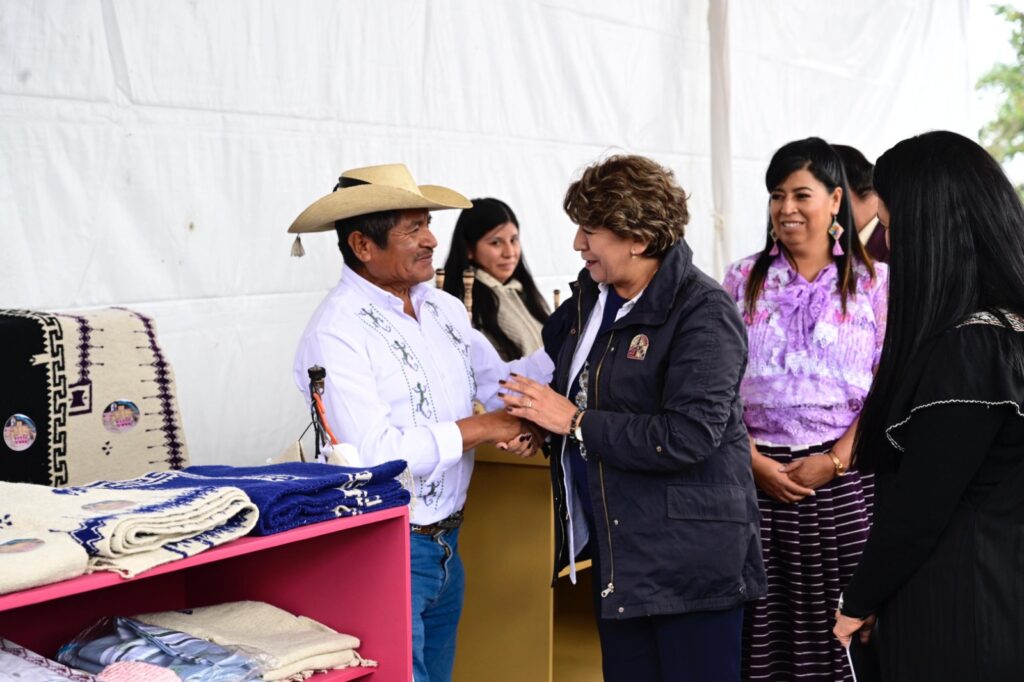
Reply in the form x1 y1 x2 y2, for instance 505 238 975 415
828 215 845 256
769 228 780 256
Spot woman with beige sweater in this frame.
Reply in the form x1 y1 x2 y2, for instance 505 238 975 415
443 198 550 360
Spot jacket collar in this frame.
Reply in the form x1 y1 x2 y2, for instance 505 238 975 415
571 239 694 329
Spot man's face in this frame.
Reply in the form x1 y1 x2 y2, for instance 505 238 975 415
364 209 438 287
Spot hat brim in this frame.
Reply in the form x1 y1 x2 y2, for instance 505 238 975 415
288 184 472 234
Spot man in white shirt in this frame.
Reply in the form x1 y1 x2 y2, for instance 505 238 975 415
289 164 553 682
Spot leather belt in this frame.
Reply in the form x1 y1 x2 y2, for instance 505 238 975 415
410 510 464 536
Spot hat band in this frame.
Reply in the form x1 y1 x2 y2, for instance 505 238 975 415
333 176 370 191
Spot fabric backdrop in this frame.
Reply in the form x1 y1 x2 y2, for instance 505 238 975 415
0 0 972 465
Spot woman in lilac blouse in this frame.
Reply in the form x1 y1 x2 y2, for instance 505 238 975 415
723 137 887 681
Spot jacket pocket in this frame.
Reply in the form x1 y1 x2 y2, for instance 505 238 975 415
666 483 748 523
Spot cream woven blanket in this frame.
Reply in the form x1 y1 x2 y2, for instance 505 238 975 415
0 529 89 595
136 601 376 681
0 480 258 577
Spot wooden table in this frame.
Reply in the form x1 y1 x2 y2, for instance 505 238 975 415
454 445 601 681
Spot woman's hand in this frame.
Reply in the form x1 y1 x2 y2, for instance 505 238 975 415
779 454 836 490
495 429 537 457
498 374 578 435
752 452 816 503
500 422 546 458
834 612 875 648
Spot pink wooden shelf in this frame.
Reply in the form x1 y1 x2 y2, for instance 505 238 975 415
0 506 412 682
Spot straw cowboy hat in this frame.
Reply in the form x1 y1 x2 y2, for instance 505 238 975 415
288 163 471 256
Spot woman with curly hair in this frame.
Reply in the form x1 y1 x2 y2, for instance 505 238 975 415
500 155 765 681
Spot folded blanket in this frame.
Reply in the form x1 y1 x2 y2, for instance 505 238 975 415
105 461 410 535
57 617 261 681
0 480 258 577
0 529 89 595
331 479 411 517
135 601 376 681
0 636 96 681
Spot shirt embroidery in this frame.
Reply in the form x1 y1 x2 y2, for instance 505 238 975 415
423 300 477 397
957 310 1024 332
357 303 438 427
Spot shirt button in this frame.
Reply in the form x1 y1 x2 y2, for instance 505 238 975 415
613 519 619 526
570 328 577 335
618 607 625 613
610 346 616 352
655 445 663 453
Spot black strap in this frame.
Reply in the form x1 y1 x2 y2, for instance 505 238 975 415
333 176 370 191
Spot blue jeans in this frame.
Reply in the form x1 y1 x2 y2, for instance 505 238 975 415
410 527 465 682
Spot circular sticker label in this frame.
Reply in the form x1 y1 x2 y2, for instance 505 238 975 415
0 538 45 554
82 499 137 513
102 401 140 434
3 414 37 452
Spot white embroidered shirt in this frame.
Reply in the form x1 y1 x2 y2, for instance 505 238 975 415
294 265 554 525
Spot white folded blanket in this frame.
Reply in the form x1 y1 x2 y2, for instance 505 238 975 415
135 601 376 681
0 636 96 681
0 480 258 577
0 529 89 595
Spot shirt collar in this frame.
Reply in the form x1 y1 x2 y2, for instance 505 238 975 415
768 252 838 287
597 281 646 315
859 215 880 244
341 264 433 314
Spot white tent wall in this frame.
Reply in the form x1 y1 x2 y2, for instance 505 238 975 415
727 0 974 258
0 1 971 466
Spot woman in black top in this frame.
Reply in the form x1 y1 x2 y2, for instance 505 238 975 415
834 131 1024 681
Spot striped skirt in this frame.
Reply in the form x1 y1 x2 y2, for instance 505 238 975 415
742 441 874 681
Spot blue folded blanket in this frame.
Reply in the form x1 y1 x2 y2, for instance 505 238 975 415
88 461 410 535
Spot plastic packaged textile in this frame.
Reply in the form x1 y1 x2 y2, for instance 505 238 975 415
55 616 267 681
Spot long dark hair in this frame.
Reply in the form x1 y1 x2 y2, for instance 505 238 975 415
442 198 550 359
854 131 1024 470
743 137 873 319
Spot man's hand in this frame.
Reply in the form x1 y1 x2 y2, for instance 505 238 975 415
458 409 529 451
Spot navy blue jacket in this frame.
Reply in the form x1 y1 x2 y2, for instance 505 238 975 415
543 239 766 618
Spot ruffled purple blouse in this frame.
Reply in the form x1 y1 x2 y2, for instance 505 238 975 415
723 254 888 445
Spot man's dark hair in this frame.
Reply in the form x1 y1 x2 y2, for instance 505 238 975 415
833 144 874 198
335 210 402 269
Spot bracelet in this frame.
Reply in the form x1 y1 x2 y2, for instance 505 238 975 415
826 450 847 477
568 407 586 441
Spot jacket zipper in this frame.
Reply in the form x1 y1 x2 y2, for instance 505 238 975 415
554 286 584 580
594 331 616 599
